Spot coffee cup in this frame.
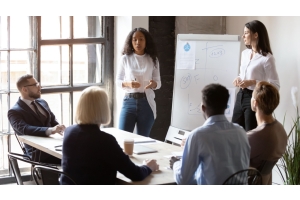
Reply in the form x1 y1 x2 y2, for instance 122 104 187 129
124 138 134 155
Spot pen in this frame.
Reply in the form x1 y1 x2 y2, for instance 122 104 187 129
54 145 62 148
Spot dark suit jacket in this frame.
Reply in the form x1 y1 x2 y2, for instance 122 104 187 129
60 124 152 185
8 97 59 160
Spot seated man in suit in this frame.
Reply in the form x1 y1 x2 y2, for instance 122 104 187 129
247 81 287 184
8 74 65 164
170 83 250 184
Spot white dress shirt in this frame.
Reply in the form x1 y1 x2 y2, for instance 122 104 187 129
116 53 161 119
238 49 280 90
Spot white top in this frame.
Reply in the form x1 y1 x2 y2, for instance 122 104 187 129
116 53 161 118
238 49 280 90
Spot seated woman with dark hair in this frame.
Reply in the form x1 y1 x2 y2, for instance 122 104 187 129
247 81 287 185
60 86 159 185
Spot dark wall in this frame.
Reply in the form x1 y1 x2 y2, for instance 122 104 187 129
149 17 176 141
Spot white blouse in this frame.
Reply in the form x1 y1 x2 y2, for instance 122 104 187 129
238 49 280 90
116 53 161 119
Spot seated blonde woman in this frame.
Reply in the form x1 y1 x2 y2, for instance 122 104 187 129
60 86 159 185
247 81 287 185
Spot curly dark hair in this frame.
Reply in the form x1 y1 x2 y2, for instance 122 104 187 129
245 20 273 56
122 27 158 68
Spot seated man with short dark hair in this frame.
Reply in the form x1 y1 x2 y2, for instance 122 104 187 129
170 83 250 184
8 74 65 164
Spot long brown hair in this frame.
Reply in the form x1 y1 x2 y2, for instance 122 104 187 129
245 20 273 56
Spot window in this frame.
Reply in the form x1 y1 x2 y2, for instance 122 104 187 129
0 16 114 183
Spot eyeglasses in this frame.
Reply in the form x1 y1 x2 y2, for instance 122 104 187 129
23 82 40 87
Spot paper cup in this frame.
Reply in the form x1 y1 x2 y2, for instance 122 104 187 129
124 138 134 155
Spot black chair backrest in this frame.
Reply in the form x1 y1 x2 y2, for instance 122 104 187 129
33 165 77 185
7 152 57 185
223 168 262 185
14 133 27 155
258 160 277 175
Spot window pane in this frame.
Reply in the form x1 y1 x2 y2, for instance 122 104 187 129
73 16 102 38
41 16 70 39
0 93 8 133
10 16 34 48
41 93 71 127
0 135 33 177
0 51 7 91
73 44 102 84
72 91 81 123
8 92 21 130
0 16 8 49
0 135 9 176
10 51 34 90
41 45 69 86
1 93 19 133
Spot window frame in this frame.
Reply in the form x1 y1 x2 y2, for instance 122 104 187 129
0 16 114 184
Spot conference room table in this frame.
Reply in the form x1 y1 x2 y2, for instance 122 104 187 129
18 127 183 185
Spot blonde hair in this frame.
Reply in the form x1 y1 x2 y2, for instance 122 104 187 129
75 86 111 126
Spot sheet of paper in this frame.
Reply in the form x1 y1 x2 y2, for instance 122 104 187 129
176 41 196 69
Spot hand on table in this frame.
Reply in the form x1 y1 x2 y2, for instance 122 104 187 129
52 124 66 136
169 156 180 170
143 159 159 172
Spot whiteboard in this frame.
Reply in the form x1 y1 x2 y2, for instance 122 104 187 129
171 34 241 131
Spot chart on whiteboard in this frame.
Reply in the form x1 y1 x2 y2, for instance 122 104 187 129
171 35 240 131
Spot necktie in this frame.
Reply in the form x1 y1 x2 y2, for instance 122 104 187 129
31 101 48 125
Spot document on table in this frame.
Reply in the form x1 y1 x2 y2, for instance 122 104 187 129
134 137 156 144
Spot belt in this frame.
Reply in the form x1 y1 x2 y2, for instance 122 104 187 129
125 93 146 99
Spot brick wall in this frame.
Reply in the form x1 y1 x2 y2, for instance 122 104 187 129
148 16 226 141
149 16 176 141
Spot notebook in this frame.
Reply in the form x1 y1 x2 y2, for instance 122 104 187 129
134 138 156 144
133 145 157 155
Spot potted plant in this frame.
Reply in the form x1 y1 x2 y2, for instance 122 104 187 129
276 87 300 185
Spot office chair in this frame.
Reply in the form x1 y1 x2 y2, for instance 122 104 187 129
14 133 27 155
257 160 278 184
7 152 58 185
258 160 277 175
33 165 77 185
223 168 262 185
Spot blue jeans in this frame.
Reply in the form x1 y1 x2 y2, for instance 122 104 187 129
119 96 155 137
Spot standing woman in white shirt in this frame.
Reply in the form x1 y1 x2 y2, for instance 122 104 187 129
116 27 161 137
232 20 280 131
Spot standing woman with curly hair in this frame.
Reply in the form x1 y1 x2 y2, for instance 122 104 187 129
232 20 280 131
116 27 161 137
